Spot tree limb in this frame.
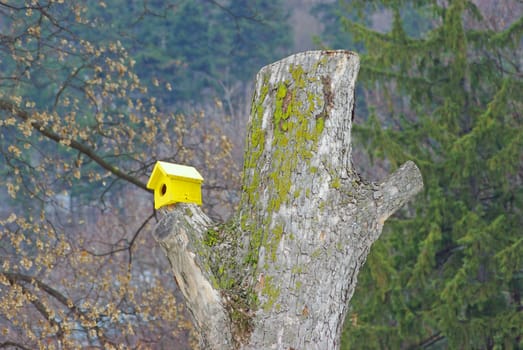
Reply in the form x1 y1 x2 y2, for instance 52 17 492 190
0 98 148 191
375 160 424 225
153 204 234 349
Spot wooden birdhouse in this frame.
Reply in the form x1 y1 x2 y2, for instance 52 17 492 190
146 161 204 209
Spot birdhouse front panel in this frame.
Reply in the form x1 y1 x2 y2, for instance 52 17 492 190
147 161 203 209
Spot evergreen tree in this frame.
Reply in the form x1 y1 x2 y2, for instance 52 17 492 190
312 1 368 51
86 0 292 104
220 0 292 83
319 1 523 348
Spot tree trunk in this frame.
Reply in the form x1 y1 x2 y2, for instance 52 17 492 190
153 50 423 350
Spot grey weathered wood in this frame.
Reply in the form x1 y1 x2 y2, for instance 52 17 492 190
153 205 234 349
153 50 423 350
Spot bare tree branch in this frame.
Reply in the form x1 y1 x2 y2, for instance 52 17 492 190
2 272 118 349
0 341 33 350
0 98 149 191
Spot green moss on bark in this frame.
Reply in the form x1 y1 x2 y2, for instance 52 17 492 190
236 61 335 316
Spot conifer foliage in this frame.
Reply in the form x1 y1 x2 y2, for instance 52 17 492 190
319 1 522 349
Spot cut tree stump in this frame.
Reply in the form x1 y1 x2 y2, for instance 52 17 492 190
153 50 423 350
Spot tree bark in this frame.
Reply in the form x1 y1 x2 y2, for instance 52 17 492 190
153 50 423 350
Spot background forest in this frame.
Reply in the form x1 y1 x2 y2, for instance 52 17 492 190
0 0 521 349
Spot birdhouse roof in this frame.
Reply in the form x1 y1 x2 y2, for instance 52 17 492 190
146 161 203 190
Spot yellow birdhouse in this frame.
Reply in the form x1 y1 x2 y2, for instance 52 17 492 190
146 161 204 209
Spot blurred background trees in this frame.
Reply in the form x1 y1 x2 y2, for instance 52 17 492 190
0 0 521 348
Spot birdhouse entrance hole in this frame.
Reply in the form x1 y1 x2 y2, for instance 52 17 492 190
160 183 167 196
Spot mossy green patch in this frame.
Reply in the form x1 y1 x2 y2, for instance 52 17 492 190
262 275 281 311
238 61 333 322
311 248 323 259
291 264 304 274
268 64 328 214
201 221 241 289
201 220 257 347
268 222 284 261
331 176 341 189
203 227 220 247
295 280 302 290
